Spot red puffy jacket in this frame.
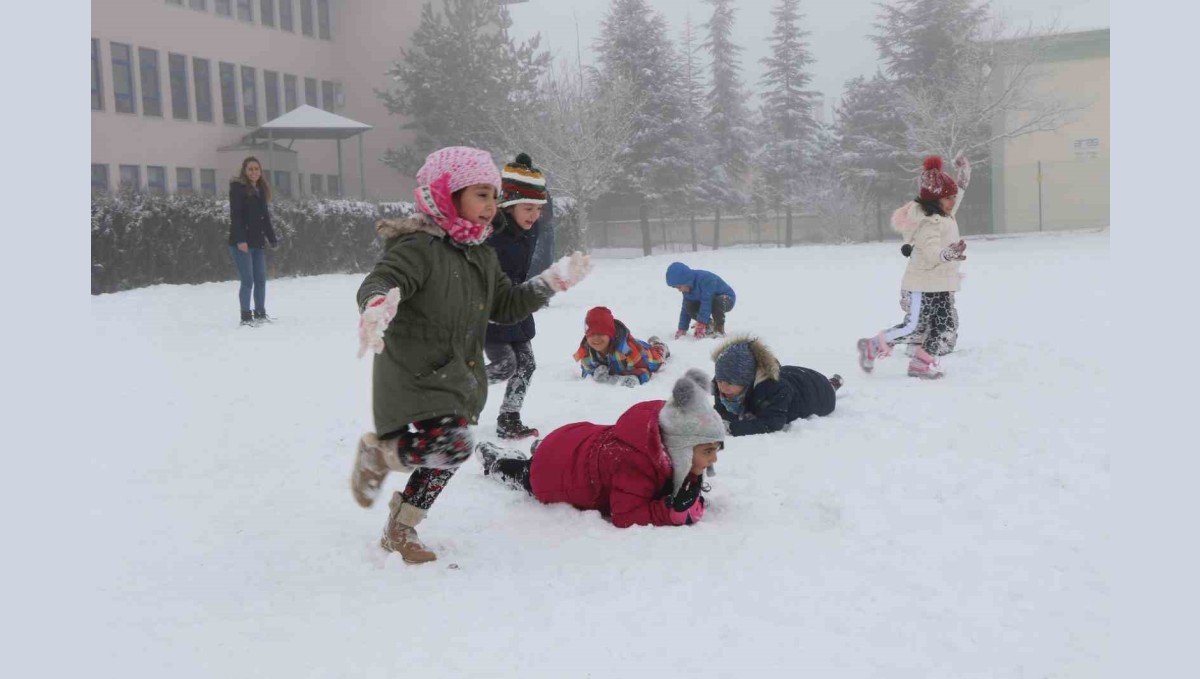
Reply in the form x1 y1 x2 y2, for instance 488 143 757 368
529 400 679 528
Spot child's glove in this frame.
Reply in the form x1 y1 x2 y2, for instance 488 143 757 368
357 288 401 358
535 252 593 292
591 365 611 380
901 243 913 257
674 329 687 339
693 322 708 339
668 494 706 526
615 375 640 388
954 154 971 188
940 239 967 262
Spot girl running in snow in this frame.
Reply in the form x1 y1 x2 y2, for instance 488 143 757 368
349 146 592 565
574 306 670 388
712 336 841 437
476 370 724 528
665 262 736 339
857 155 970 379
484 153 549 441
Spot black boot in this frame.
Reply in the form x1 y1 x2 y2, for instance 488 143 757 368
830 374 844 391
253 309 272 323
496 412 538 441
240 310 255 327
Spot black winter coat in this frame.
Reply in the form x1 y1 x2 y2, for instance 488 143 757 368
228 181 278 248
485 211 540 343
715 366 837 436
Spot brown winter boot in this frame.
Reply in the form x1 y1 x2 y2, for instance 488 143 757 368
350 432 412 508
380 492 437 564
712 321 726 337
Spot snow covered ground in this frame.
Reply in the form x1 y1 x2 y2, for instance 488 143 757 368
84 229 1109 677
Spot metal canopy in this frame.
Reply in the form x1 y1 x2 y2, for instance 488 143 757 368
245 105 373 198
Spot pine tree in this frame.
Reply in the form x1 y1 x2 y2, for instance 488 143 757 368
834 73 910 237
701 0 753 248
873 0 990 87
378 0 548 174
678 13 708 252
756 0 818 247
595 0 695 255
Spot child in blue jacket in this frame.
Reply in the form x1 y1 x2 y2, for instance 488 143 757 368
665 262 736 339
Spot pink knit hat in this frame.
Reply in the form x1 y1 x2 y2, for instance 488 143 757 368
415 146 501 195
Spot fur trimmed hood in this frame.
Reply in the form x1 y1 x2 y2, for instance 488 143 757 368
712 335 780 386
374 213 447 241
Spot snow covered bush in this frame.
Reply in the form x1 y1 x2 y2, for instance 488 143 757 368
91 192 415 294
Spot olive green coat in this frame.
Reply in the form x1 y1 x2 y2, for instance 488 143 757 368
357 215 553 435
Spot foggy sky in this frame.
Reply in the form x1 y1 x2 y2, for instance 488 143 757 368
506 0 1109 118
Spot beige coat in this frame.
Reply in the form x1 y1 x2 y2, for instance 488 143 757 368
894 192 963 293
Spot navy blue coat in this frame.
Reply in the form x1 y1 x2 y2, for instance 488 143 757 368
485 211 540 343
714 366 836 437
228 181 277 248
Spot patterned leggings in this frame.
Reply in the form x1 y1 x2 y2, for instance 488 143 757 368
886 291 958 356
484 341 536 414
381 415 473 510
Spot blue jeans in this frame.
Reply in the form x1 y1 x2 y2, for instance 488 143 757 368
229 245 267 312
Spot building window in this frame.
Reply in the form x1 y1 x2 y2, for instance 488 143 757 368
327 174 339 197
189 0 207 10
201 169 217 195
139 48 162 117
219 62 238 125
166 0 182 5
241 66 258 127
264 71 280 121
215 0 232 16
193 57 213 122
111 42 136 114
300 0 313 37
317 0 331 40
321 80 335 112
260 0 275 27
168 53 190 120
297 173 305 196
236 0 253 22
304 77 318 107
147 166 167 194
274 171 292 198
279 0 293 31
92 39 104 111
310 173 323 196
119 164 141 191
283 74 298 111
176 167 195 193
92 164 110 192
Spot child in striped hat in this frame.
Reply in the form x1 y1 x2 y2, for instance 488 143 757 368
485 153 551 440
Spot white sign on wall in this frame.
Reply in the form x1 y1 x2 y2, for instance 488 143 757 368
1073 137 1102 160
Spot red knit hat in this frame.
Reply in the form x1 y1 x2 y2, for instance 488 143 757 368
584 306 617 337
918 156 958 202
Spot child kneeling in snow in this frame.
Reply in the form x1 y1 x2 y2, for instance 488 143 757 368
574 306 670 388
713 336 841 437
857 155 969 379
476 370 723 528
349 146 592 565
665 262 736 339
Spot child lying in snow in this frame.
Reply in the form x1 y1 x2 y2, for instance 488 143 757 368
573 306 669 388
712 336 841 437
476 370 723 528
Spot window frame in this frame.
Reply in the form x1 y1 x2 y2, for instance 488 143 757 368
147 165 168 194
260 0 275 27
193 57 213 122
236 0 253 23
299 0 314 37
138 47 163 117
278 0 294 32
219 61 239 125
264 70 280 121
304 77 318 107
168 53 190 120
310 173 323 196
215 0 232 17
176 167 195 193
92 164 110 193
282 73 298 111
200 169 217 195
189 0 207 10
327 174 339 197
320 79 335 112
317 0 331 40
119 164 142 192
241 65 259 127
110 42 136 114
92 39 104 111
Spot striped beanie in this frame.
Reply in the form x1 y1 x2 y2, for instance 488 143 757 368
499 152 548 207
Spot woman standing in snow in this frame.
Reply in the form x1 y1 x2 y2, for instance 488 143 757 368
228 156 278 326
857 155 970 379
476 370 724 528
348 146 593 565
484 153 549 441
712 336 841 437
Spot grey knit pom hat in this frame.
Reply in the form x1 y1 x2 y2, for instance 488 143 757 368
658 369 725 494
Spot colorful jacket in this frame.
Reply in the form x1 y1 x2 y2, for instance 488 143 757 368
711 336 837 437
357 214 553 436
665 262 737 329
573 320 665 385
529 400 687 528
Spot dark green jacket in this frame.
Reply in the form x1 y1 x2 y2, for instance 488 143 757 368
358 215 554 436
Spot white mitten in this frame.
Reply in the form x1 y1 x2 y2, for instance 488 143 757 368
591 365 612 382
537 252 593 292
615 375 640 388
357 288 401 358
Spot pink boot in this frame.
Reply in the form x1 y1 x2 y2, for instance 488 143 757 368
856 333 892 373
907 347 944 380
